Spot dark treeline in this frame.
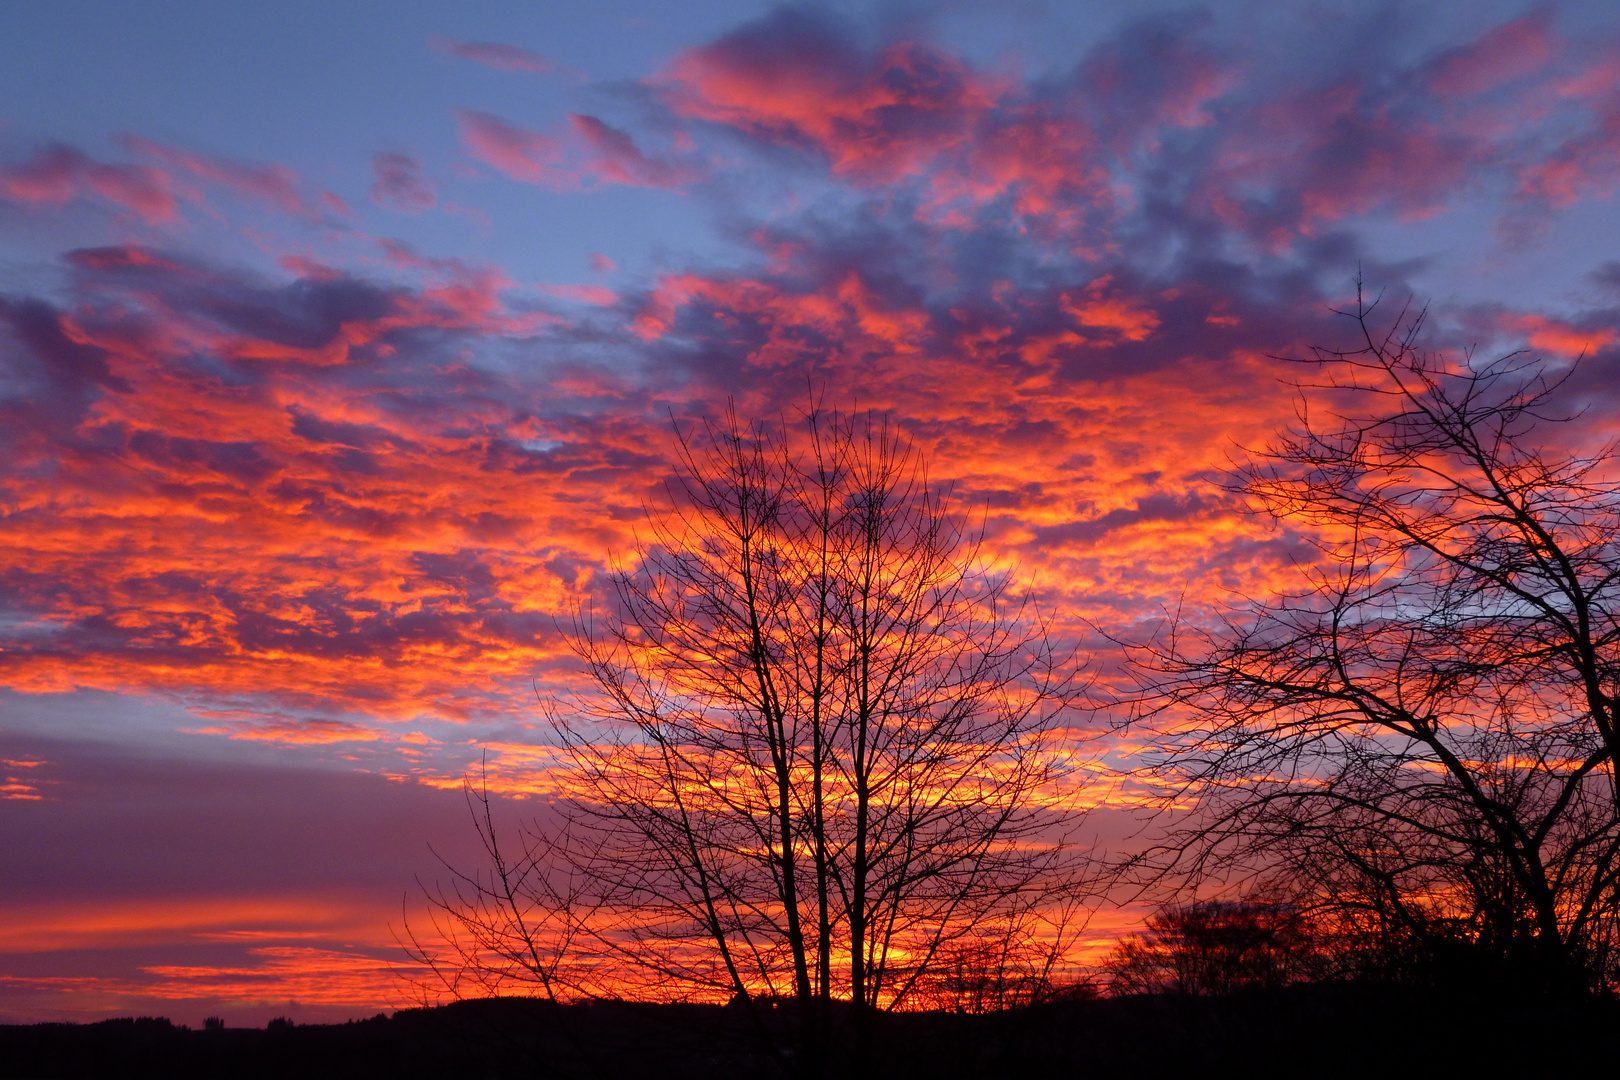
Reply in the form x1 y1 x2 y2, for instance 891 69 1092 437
3 986 1614 1079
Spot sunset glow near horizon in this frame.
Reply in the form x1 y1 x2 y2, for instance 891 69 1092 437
4 0 1620 1026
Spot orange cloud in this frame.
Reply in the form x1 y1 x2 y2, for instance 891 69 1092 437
1507 312 1618 356
1062 277 1162 342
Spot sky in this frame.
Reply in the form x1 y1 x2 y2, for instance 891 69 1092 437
4 0 1620 1025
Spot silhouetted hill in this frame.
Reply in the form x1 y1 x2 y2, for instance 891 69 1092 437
2 982 1613 1078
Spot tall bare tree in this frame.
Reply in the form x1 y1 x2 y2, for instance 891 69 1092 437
414 403 1087 1077
1132 287 1620 994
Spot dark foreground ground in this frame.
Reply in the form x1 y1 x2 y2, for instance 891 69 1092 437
2 983 1612 1078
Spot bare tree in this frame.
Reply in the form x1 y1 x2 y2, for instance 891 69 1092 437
1131 285 1620 995
416 403 1087 1077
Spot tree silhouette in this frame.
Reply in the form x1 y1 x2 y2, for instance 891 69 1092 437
412 402 1088 1078
1103 899 1319 997
1132 285 1620 995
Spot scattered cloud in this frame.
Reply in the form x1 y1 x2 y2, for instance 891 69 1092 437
369 152 436 213
122 136 341 221
0 144 177 222
456 109 564 185
431 36 570 76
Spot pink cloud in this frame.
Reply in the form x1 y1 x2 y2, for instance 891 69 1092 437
1193 80 1482 247
541 283 619 305
431 36 566 76
656 11 1110 233
1515 89 1620 209
569 114 700 189
1426 10 1555 99
590 253 616 273
457 110 698 191
456 110 565 185
661 23 999 185
121 136 335 220
0 144 177 223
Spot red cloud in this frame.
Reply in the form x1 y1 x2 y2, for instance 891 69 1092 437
0 145 177 222
14 9 1620 1030
5 8 1620 759
1062 276 1161 343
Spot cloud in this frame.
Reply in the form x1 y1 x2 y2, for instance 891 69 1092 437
120 136 340 221
569 114 701 189
0 245 628 718
1514 98 1620 209
0 144 177 222
186 716 384 745
0 732 507 1021
660 8 993 182
541 282 619 305
1503 311 1617 356
457 110 699 191
431 36 567 76
656 8 1111 230
1424 10 1556 99
456 110 564 185
4 6 1620 753
368 152 436 213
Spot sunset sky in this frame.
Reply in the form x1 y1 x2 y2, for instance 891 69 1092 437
4 0 1620 1026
